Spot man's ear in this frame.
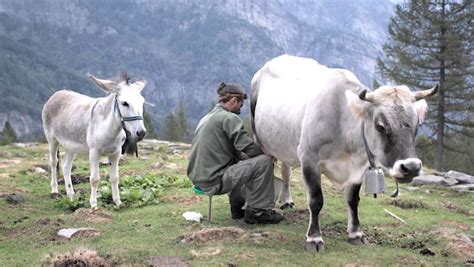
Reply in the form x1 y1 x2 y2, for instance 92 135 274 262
413 99 428 123
345 90 367 118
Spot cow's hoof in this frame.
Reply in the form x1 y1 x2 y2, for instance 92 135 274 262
348 235 369 245
50 192 62 199
280 202 294 210
114 200 122 208
305 241 325 253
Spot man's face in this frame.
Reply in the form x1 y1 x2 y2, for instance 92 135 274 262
229 96 244 114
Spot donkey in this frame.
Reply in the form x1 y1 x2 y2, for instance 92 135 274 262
42 74 147 208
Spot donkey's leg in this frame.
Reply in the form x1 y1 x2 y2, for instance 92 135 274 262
48 140 60 197
302 160 325 253
108 152 121 207
279 163 294 209
345 182 368 245
89 149 101 208
62 151 76 200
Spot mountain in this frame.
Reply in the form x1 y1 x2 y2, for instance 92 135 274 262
0 0 394 138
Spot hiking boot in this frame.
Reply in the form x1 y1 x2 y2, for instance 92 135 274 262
244 208 284 224
230 204 245 219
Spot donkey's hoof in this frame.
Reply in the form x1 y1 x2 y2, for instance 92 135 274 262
305 241 325 253
114 200 122 208
50 192 62 199
280 202 295 210
348 235 369 245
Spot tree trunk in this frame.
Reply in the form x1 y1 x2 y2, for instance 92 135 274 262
435 1 446 171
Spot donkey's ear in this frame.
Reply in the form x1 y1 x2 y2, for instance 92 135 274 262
88 75 118 93
133 80 147 92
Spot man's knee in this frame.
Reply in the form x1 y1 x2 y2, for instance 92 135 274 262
254 155 274 171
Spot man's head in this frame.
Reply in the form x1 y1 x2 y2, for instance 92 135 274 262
217 82 247 114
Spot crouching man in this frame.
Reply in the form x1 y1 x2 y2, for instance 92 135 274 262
187 82 283 224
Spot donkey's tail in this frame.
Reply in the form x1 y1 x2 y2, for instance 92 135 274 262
56 149 60 176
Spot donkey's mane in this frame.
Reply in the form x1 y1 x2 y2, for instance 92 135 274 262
117 72 132 85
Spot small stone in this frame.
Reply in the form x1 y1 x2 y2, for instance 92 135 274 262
5 194 24 204
420 248 435 256
34 167 46 174
151 162 162 169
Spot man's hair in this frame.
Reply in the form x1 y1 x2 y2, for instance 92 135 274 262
217 82 247 103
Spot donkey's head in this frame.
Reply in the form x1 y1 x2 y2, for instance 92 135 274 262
89 74 147 142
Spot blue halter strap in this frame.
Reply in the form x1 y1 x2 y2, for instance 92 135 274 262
114 95 143 123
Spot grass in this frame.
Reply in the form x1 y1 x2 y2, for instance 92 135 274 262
0 141 473 266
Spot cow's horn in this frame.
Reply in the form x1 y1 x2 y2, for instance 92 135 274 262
359 90 375 102
415 84 438 100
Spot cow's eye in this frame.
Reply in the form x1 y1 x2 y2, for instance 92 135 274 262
122 101 129 107
375 124 386 133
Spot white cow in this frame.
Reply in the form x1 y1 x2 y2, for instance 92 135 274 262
250 54 437 252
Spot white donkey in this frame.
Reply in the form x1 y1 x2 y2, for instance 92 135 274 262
42 74 147 208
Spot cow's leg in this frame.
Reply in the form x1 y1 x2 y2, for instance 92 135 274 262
108 152 122 207
47 140 60 198
345 182 368 245
62 151 76 200
89 149 101 209
279 163 294 209
302 163 325 252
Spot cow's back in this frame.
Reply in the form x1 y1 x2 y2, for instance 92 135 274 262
251 54 362 165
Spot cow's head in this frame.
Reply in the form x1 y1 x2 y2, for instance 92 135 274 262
345 85 437 183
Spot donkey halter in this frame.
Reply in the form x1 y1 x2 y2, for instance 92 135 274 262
114 95 143 123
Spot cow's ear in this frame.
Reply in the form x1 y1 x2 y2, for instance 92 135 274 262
413 99 428 123
345 90 367 118
88 75 118 93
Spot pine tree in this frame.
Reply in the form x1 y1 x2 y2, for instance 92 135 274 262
1 121 18 145
163 112 179 142
176 101 189 142
143 110 158 139
377 0 473 171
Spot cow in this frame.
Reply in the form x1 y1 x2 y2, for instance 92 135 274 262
250 54 437 252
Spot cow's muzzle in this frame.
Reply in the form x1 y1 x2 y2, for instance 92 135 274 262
389 158 422 183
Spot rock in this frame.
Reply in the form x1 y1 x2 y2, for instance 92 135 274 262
444 170 474 184
34 167 46 173
412 175 445 186
57 228 99 239
449 184 474 192
440 177 458 186
151 162 162 169
5 193 24 204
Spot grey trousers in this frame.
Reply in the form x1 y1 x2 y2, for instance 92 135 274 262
218 155 276 210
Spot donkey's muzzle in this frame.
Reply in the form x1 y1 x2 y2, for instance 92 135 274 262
137 130 146 141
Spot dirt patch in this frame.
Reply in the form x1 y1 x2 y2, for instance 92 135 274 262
389 198 428 209
442 201 473 216
58 175 89 185
162 195 203 206
367 225 434 251
178 227 245 244
435 222 474 260
147 256 189 267
73 208 112 223
35 218 64 228
283 208 309 222
0 159 22 169
247 230 287 244
44 248 112 267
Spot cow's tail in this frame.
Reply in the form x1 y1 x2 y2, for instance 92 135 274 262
250 70 264 149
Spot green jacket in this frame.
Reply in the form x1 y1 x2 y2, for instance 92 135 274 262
187 103 263 191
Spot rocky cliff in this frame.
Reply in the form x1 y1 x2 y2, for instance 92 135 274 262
0 0 394 138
